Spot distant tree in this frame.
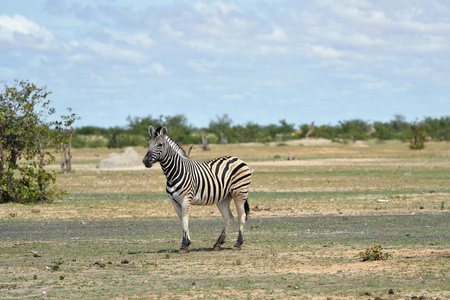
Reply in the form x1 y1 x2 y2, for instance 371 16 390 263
338 119 368 140
373 121 396 140
278 119 295 134
71 114 450 148
298 124 310 138
126 115 163 136
409 121 427 150
209 114 233 143
163 114 196 144
125 114 197 145
423 116 450 141
389 114 412 140
58 108 79 173
390 114 408 131
0 80 77 203
305 122 315 138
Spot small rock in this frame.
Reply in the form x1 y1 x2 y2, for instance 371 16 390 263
121 259 129 264
252 205 261 211
94 261 106 268
388 289 394 294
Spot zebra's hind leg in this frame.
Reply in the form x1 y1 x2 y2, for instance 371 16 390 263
214 195 234 251
232 191 249 250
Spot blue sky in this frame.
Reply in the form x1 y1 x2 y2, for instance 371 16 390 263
1 0 449 129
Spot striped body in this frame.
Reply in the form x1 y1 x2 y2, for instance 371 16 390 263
164 155 251 207
143 125 251 253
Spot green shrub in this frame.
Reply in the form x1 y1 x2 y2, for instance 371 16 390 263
359 244 392 261
409 122 427 150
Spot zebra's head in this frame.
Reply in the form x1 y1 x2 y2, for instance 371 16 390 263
142 125 167 168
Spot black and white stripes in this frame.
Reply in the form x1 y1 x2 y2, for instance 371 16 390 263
143 125 251 253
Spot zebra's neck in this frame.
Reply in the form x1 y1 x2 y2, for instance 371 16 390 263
164 135 188 158
159 145 190 184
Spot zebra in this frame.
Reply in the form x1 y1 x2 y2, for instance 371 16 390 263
142 125 251 254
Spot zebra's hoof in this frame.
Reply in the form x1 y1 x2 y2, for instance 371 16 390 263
213 246 222 251
233 246 241 251
179 249 190 254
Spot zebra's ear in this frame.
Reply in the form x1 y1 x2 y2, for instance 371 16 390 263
148 125 155 138
160 126 168 136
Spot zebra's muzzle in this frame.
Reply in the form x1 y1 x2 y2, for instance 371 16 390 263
143 160 153 168
142 155 155 168
143 159 154 168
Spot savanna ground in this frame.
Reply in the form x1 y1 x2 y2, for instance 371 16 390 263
1 139 449 299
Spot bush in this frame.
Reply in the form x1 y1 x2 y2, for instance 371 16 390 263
1 80 75 204
359 244 392 261
409 122 427 150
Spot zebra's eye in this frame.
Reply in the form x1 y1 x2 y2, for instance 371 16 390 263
158 143 163 147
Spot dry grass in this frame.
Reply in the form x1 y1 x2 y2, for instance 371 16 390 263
1 139 449 299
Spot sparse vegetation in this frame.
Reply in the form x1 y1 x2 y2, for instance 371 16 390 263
49 258 64 271
410 121 427 150
359 244 392 261
0 140 448 299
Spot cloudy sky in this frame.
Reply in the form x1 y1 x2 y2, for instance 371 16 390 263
1 0 449 129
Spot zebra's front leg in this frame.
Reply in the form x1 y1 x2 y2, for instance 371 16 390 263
214 196 234 251
171 199 191 254
179 200 192 254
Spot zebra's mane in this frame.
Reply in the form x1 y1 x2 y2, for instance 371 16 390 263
165 135 189 158
155 126 188 158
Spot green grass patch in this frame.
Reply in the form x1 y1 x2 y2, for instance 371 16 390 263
250 189 449 201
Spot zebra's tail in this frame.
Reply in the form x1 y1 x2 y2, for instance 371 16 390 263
244 199 250 220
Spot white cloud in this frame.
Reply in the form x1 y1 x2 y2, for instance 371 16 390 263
160 20 183 39
256 26 288 42
222 93 244 100
185 39 222 53
152 63 167 75
0 14 56 50
310 45 342 59
340 73 376 81
104 29 154 48
188 60 217 73
325 32 384 48
194 1 242 16
87 40 148 63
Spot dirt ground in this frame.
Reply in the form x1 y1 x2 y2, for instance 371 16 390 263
1 140 449 299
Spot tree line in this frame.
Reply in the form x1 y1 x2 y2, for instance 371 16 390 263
1 80 448 205
73 113 450 148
